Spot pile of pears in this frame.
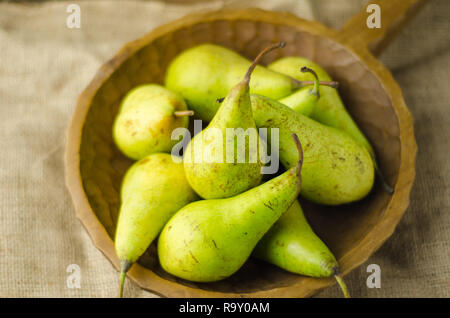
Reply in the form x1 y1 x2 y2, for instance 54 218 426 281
112 42 391 298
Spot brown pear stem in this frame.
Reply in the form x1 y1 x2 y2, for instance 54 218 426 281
373 158 394 194
301 66 320 97
291 133 303 184
243 42 286 85
174 110 194 117
293 79 339 89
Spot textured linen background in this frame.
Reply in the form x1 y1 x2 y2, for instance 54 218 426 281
0 0 448 297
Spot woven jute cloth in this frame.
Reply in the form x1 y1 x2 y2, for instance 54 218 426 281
0 0 448 297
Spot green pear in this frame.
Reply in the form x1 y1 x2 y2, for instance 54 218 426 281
269 57 393 193
278 66 334 117
158 134 304 282
269 57 373 152
165 44 336 121
254 199 349 298
183 43 285 199
113 84 193 160
251 94 374 205
115 153 198 297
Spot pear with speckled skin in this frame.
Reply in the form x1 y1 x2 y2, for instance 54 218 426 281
269 56 393 194
183 43 286 199
115 153 197 297
277 66 323 117
251 94 374 205
113 84 192 160
269 57 374 155
254 200 350 298
158 134 304 282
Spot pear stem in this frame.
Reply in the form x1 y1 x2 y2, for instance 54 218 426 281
174 110 194 117
301 66 320 97
291 134 304 183
293 79 339 89
118 260 132 298
334 275 350 298
119 271 126 298
373 158 394 194
243 42 286 85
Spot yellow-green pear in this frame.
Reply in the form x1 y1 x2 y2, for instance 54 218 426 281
269 57 373 152
254 200 349 298
183 43 286 199
278 66 335 117
269 56 393 193
158 134 304 282
251 94 374 205
115 153 198 297
165 44 336 121
113 84 193 160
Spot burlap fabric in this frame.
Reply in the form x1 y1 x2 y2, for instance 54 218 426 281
0 0 448 297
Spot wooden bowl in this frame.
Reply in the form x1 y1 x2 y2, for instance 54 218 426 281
65 0 425 297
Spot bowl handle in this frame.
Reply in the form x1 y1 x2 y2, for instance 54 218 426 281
336 0 429 56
